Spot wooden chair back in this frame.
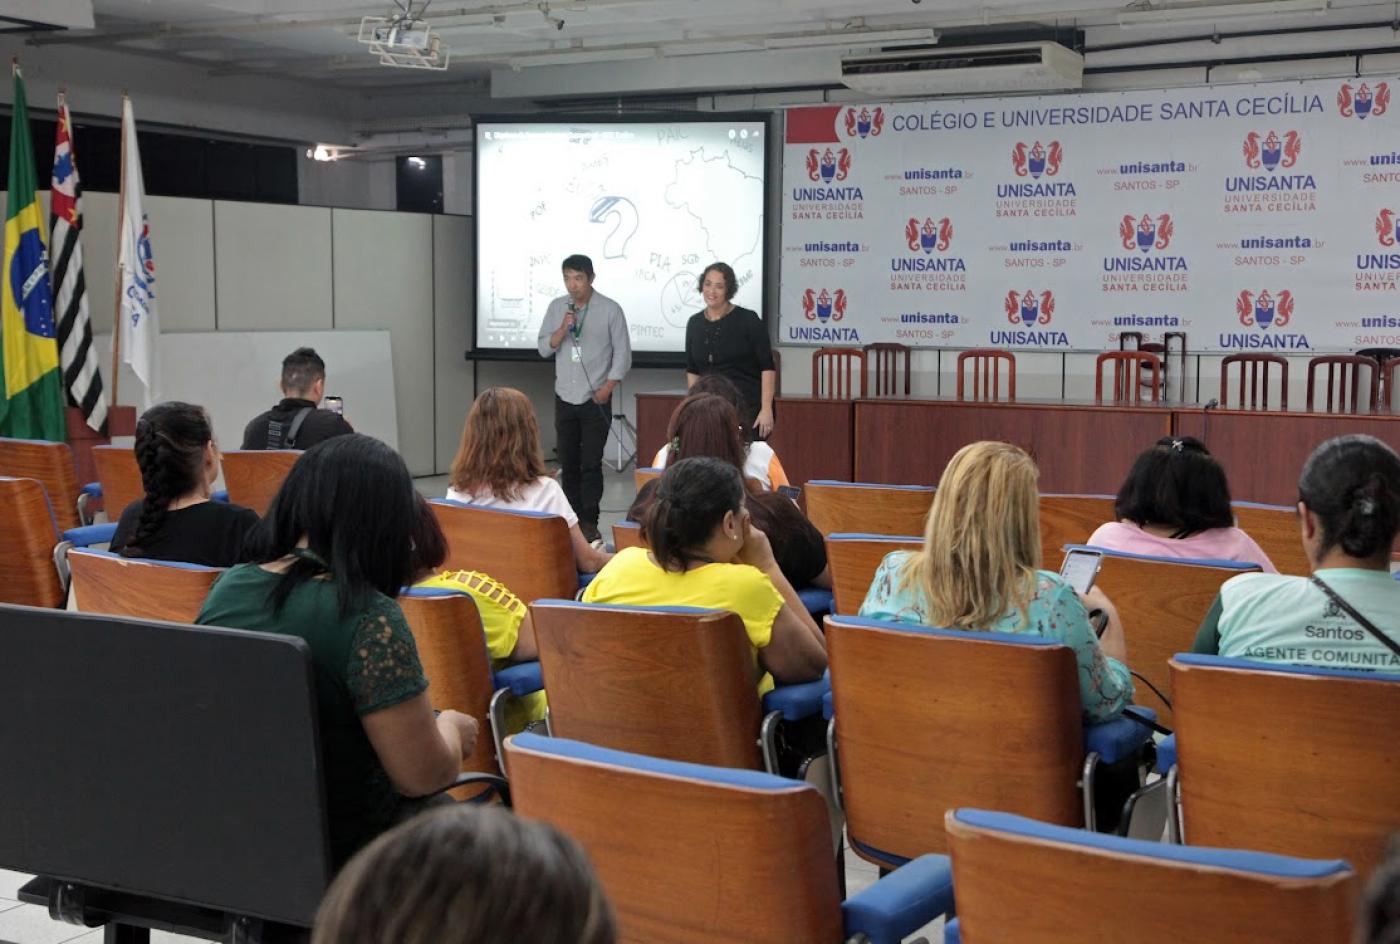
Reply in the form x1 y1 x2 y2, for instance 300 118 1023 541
1172 654 1400 881
612 520 646 550
1306 355 1379 413
1382 356 1400 411
0 476 64 607
811 347 864 399
1082 548 1258 726
945 807 1358 943
804 480 933 536
219 449 301 516
430 500 577 603
956 348 1017 402
1095 351 1162 403
0 437 81 530
824 533 922 616
862 342 911 397
827 615 1084 862
1220 354 1289 411
397 589 503 790
507 733 843 944
530 600 765 769
1038 494 1115 572
92 445 144 522
1230 501 1308 576
68 549 221 624
633 467 662 491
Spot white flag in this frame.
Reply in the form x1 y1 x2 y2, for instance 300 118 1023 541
117 95 160 408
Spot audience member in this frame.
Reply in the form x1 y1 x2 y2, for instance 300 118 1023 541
241 346 353 450
1088 436 1277 571
313 805 615 944
1193 435 1400 672
110 401 258 566
197 434 478 867
649 373 789 489
446 387 611 573
1361 833 1400 944
859 441 1134 723
631 394 828 589
585 456 827 695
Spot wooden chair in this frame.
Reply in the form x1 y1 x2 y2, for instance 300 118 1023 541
1306 355 1379 413
811 347 864 400
943 808 1358 943
0 476 67 607
1095 351 1162 403
1171 654 1400 881
824 533 921 616
506 733 953 944
429 500 578 602
1077 547 1259 726
1384 356 1400 412
1219 354 1289 411
633 467 662 491
91 445 144 522
956 349 1016 402
68 549 221 624
862 342 911 397
1231 501 1308 576
826 614 1154 864
804 480 933 536
0 437 84 530
611 520 645 550
219 449 301 515
1038 494 1115 572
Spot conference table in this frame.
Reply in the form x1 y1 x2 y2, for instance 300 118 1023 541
635 392 1400 505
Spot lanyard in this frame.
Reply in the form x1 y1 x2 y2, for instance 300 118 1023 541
571 300 591 340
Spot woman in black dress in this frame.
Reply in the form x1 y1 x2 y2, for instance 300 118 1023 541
684 262 776 437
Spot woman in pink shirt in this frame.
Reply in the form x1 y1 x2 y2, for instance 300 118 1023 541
1088 436 1278 572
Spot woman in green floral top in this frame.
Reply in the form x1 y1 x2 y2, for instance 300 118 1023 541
859 441 1134 723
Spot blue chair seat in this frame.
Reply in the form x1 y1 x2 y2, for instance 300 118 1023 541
1083 708 1156 765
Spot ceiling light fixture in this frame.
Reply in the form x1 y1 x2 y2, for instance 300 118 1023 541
763 27 937 50
1117 0 1328 27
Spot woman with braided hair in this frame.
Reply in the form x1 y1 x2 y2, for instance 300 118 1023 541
110 401 259 566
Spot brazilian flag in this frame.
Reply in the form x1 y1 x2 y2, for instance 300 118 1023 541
0 66 64 441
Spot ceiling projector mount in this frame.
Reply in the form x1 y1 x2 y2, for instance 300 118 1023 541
358 0 451 70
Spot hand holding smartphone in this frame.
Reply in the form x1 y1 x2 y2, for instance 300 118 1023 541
1059 548 1102 595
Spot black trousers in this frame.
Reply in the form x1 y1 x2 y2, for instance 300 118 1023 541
555 394 610 528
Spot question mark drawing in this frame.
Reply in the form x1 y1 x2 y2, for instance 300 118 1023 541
588 195 639 259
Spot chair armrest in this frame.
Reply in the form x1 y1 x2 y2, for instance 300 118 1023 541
62 522 118 548
841 853 954 944
761 675 831 722
493 661 544 696
1154 733 1177 775
211 490 229 503
439 772 512 808
80 482 102 498
1083 707 1157 765
944 917 961 943
797 586 833 617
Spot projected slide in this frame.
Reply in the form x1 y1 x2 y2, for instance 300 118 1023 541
476 120 767 354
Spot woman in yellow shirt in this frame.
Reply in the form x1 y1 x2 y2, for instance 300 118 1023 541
584 456 827 693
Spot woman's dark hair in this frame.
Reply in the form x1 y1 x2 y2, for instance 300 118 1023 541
122 401 213 558
1114 436 1234 538
313 805 615 944
253 434 419 617
645 457 745 572
697 262 738 300
688 373 751 441
665 394 747 471
409 492 448 583
1298 434 1400 561
1361 833 1400 944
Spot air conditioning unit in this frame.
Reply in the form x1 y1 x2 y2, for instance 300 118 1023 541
840 42 1083 97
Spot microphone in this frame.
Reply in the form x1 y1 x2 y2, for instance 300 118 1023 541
1203 398 1220 411
1202 398 1219 447
567 301 580 338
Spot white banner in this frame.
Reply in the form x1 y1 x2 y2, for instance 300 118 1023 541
780 77 1400 353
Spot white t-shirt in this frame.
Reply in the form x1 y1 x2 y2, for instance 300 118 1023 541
445 476 579 528
650 440 787 490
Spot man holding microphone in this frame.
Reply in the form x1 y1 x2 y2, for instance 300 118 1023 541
537 253 632 544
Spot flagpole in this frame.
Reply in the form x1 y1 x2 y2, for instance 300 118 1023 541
111 91 127 406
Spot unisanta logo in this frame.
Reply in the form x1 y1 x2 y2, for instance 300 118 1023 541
1005 289 1054 326
1236 289 1294 329
1011 140 1062 179
1377 209 1398 247
1119 213 1174 252
905 216 953 254
845 106 884 139
1338 82 1391 120
806 147 852 182
802 288 847 323
1243 131 1301 172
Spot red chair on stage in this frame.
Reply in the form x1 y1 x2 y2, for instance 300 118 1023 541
1095 351 1162 403
956 349 1016 402
862 343 910 397
1219 354 1288 411
811 347 864 400
1306 355 1378 413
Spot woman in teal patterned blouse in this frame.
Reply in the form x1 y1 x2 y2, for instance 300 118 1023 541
859 441 1134 722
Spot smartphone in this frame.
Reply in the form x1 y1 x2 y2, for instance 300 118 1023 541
776 485 801 501
323 396 344 415
1059 548 1103 595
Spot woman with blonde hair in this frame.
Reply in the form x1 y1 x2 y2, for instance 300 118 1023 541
859 440 1133 723
447 387 611 573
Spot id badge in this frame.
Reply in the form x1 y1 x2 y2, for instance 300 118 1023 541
571 345 582 362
